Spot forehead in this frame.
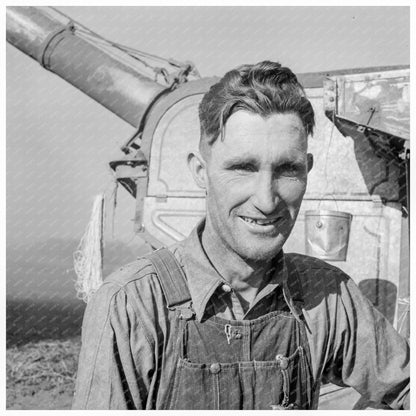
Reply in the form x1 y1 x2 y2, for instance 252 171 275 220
210 111 307 162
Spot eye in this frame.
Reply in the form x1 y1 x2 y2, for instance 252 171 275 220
231 163 257 173
276 163 304 177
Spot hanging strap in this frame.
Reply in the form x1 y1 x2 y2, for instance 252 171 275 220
281 253 313 334
284 254 305 304
147 248 191 309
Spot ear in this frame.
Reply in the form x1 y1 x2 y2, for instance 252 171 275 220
187 151 207 189
307 153 314 172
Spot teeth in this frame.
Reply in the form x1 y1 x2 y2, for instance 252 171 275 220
241 216 278 226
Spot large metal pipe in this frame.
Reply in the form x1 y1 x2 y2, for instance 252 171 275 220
6 6 166 127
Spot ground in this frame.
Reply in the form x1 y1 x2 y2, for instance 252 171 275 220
6 338 80 410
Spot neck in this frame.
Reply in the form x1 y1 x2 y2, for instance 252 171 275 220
201 219 274 292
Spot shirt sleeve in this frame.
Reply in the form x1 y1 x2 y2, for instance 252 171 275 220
72 281 155 409
323 274 410 409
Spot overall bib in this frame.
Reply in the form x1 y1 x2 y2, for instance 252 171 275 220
149 248 313 410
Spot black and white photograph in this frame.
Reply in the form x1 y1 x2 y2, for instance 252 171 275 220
5 3 410 410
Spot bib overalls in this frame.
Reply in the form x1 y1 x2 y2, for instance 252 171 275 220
149 248 313 410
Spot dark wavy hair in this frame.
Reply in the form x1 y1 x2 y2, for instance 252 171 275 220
198 61 315 154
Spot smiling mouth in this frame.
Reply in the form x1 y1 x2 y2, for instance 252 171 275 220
239 216 281 226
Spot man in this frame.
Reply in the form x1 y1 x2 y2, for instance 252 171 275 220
73 61 409 410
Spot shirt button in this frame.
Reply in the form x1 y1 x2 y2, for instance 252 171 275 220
222 284 232 292
210 363 221 374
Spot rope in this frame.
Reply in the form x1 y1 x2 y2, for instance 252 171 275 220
110 176 119 239
48 7 201 86
319 111 337 203
73 194 105 303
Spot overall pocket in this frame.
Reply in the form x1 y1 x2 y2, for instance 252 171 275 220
167 356 302 410
219 361 284 410
167 357 221 410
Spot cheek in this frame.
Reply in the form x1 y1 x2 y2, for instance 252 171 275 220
209 172 252 195
276 178 307 206
207 174 251 213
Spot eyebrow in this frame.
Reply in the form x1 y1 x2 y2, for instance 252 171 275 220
223 156 259 167
223 154 306 168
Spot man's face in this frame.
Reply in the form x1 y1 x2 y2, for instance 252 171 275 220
196 111 312 263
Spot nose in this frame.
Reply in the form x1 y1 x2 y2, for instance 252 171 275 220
251 171 279 215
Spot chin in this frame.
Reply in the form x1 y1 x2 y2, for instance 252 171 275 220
235 237 286 263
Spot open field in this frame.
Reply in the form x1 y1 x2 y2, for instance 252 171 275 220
6 338 81 410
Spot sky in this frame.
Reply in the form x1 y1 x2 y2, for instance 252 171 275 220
6 6 410 248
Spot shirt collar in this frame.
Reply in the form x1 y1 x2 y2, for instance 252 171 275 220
174 219 291 321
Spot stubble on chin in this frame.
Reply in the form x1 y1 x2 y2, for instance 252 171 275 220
233 233 287 266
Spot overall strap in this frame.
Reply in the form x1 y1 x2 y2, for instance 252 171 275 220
147 248 192 309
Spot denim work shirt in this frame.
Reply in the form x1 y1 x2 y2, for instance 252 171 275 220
72 221 410 409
